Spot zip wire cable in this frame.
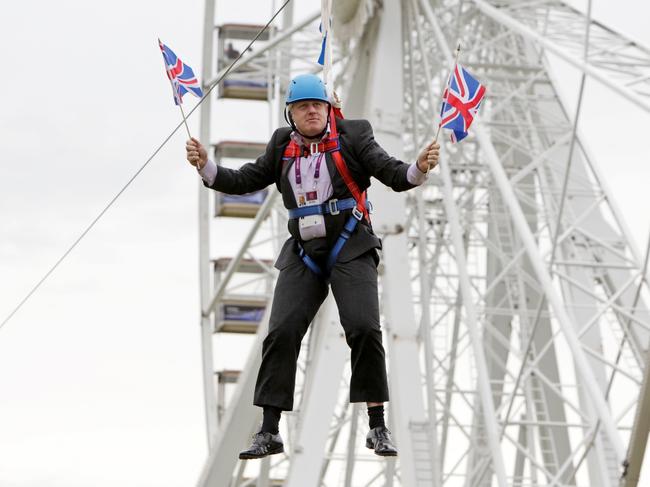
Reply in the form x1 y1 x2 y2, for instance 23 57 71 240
0 0 292 332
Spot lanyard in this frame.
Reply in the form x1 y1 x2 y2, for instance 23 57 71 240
295 152 324 190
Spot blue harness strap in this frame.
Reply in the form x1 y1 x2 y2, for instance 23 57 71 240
298 244 325 277
288 197 358 219
296 207 364 279
325 209 363 272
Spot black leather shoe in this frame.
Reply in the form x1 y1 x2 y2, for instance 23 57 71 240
239 431 284 460
366 426 398 456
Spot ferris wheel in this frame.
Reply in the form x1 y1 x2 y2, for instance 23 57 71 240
194 1 650 486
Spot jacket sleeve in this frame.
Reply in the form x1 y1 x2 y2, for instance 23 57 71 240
352 119 416 192
203 129 282 195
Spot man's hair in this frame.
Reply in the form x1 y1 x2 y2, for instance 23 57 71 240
287 99 326 113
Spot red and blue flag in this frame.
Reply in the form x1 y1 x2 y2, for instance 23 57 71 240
439 64 486 143
158 39 203 105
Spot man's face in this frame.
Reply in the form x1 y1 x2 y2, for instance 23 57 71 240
289 100 328 138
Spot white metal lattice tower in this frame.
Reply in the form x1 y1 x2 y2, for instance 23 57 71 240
195 1 650 486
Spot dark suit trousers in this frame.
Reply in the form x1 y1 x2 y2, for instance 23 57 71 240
253 249 390 411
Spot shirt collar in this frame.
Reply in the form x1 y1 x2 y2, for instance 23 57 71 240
290 126 331 148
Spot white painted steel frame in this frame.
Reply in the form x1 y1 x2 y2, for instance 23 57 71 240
353 2 435 484
472 0 650 113
199 0 218 449
196 0 650 485
410 2 648 486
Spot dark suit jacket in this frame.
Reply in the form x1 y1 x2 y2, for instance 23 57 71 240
204 118 416 269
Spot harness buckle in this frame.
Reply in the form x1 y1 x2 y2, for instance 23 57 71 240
352 207 363 221
366 201 373 214
328 199 340 215
310 142 320 155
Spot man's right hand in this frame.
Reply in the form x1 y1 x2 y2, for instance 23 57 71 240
186 137 208 170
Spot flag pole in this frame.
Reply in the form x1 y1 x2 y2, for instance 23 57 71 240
178 103 192 140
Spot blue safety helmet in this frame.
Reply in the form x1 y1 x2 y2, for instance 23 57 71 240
285 74 329 105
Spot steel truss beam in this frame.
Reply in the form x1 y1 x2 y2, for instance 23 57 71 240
472 0 650 113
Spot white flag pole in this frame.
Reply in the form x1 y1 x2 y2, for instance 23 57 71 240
178 102 192 140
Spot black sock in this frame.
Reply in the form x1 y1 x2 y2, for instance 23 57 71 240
368 405 385 430
261 406 281 434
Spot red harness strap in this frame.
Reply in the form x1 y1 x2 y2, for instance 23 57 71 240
327 107 369 221
282 107 369 222
282 136 340 159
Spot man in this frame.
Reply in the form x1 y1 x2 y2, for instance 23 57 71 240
186 73 439 459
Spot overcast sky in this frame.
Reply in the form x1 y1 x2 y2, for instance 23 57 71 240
1 1 649 486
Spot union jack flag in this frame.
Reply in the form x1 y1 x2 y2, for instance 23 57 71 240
158 39 203 105
439 64 486 143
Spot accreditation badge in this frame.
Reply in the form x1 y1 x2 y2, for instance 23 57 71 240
298 190 324 231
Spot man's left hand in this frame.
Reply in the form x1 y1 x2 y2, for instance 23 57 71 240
416 140 440 173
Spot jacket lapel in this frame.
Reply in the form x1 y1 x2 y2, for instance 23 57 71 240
280 157 298 208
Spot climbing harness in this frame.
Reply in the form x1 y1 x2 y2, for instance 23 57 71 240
283 107 372 279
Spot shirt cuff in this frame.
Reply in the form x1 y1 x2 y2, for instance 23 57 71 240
407 162 428 186
198 159 218 186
